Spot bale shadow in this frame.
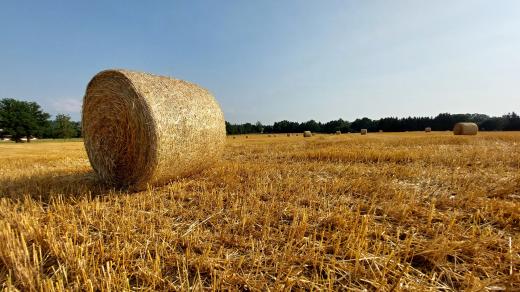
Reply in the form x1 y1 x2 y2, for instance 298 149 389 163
0 170 117 203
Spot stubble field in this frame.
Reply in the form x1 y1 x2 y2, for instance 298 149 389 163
0 132 519 291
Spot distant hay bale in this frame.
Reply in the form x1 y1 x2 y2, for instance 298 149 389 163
425 127 432 132
335 131 341 135
245 135 248 138
453 122 478 135
287 133 291 137
361 129 367 135
379 130 383 133
267 134 271 137
82 69 226 189
303 131 312 137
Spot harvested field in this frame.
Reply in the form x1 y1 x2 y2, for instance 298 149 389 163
0 132 519 290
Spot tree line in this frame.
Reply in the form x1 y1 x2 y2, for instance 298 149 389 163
2 98 519 142
226 112 520 134
0 98 80 142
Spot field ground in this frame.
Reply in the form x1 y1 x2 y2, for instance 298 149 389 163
0 132 519 290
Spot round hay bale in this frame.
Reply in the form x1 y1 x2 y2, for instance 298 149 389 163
303 131 312 137
287 133 291 137
379 130 383 133
335 131 341 135
425 127 432 133
361 129 367 135
82 69 226 189
453 122 478 135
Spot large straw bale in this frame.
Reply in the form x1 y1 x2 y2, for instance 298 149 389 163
335 131 341 135
425 127 432 132
453 122 478 135
361 129 368 135
82 69 226 189
303 131 312 137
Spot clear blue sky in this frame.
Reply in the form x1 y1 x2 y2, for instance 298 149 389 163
1 1 519 123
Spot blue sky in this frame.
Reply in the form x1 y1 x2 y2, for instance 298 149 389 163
1 1 519 123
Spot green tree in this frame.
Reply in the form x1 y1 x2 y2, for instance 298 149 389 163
0 98 50 142
53 114 76 139
72 121 82 138
255 121 264 133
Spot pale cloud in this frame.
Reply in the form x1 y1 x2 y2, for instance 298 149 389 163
45 98 82 120
51 98 82 114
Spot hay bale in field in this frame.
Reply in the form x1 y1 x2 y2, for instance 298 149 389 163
425 127 432 132
361 129 367 135
303 131 312 137
287 133 290 137
453 122 478 135
267 134 271 137
335 131 341 135
379 130 383 133
245 135 248 138
82 69 226 189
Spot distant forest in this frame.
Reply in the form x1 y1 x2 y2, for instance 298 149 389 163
226 112 520 134
2 98 520 141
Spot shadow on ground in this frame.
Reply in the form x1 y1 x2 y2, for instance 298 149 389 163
0 171 117 203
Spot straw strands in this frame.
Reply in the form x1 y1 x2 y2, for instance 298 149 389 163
82 69 226 189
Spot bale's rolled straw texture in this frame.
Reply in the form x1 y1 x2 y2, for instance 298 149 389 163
303 131 312 137
425 127 432 132
453 122 478 135
361 129 368 135
82 69 226 189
